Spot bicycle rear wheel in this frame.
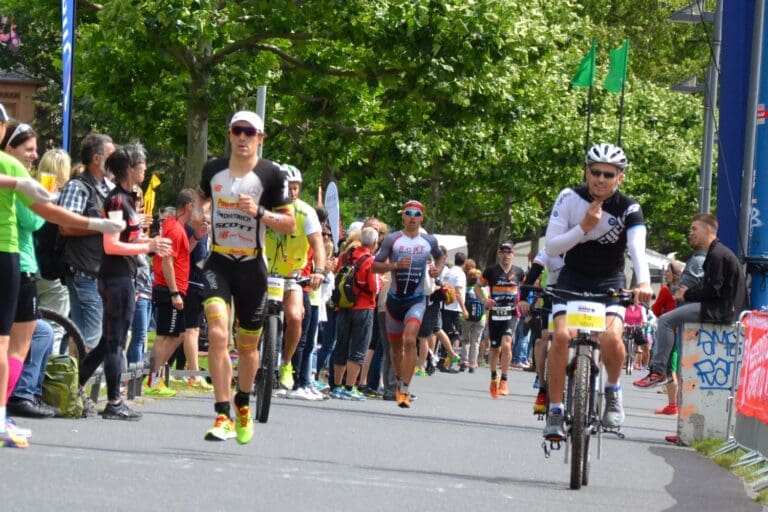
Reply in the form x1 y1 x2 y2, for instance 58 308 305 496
40 307 86 366
569 353 590 490
624 335 634 375
254 313 278 423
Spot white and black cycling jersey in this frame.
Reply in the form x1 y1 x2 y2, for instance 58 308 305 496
545 183 646 279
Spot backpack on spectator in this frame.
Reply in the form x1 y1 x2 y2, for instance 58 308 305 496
34 221 68 280
331 251 371 309
465 293 485 322
42 354 84 418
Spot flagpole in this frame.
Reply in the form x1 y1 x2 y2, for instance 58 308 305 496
617 38 629 146
585 83 593 152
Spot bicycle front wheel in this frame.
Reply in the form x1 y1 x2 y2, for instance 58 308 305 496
254 313 278 423
40 307 86 366
569 353 590 490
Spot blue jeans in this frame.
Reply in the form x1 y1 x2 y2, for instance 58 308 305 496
127 297 151 365
512 316 531 364
291 293 318 389
12 320 54 401
66 273 103 350
316 307 336 377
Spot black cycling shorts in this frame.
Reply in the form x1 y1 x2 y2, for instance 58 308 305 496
489 318 517 349
552 268 626 320
0 252 21 335
14 273 39 323
418 300 443 338
202 252 267 331
184 287 204 330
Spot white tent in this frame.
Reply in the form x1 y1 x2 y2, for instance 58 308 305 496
433 234 468 264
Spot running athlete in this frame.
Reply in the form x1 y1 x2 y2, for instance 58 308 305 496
518 249 563 414
480 242 525 398
197 111 296 444
543 143 652 440
371 200 443 408
264 164 325 395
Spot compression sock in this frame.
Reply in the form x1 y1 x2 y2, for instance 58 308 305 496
345 385 353 391
501 374 508 381
234 391 250 408
491 371 498 380
6 357 23 401
214 401 231 418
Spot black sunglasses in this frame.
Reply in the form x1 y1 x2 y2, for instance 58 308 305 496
322 232 332 237
231 125 258 137
589 168 617 179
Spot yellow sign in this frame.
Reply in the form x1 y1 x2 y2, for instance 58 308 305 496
267 276 285 302
143 173 161 216
565 300 606 332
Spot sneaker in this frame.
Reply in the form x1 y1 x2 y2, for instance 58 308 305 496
358 385 380 399
490 378 500 399
533 389 548 415
382 390 396 401
655 404 679 415
511 361 530 370
306 386 329 400
459 363 467 372
5 418 32 439
205 414 236 441
312 380 330 392
278 363 294 390
499 380 509 396
665 434 679 444
415 368 427 377
286 388 309 400
0 429 29 448
602 387 625 428
101 401 142 421
633 371 667 389
543 409 566 440
273 388 288 399
188 377 214 391
396 388 411 408
144 382 177 397
330 387 345 399
347 388 367 401
235 405 254 444
468 367 475 374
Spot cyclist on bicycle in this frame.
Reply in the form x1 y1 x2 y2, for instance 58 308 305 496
543 143 652 440
197 111 296 444
264 164 326 395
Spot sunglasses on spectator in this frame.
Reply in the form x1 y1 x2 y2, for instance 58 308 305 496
404 209 422 217
589 168 617 179
322 232 332 237
499 249 513 254
231 126 259 137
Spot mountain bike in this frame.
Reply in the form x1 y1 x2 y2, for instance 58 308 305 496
253 273 308 423
40 307 86 365
527 286 632 490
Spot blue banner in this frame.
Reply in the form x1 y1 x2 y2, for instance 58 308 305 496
749 2 768 309
61 0 74 152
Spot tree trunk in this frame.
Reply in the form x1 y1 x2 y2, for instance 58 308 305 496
184 100 209 188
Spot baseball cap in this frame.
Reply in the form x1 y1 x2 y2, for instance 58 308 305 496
402 200 425 213
229 110 264 133
0 103 9 123
499 242 514 251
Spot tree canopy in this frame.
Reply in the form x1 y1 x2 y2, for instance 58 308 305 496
0 0 709 266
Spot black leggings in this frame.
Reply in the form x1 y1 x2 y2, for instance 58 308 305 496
79 276 136 401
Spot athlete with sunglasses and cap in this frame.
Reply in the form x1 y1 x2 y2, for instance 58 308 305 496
372 200 444 408
542 143 653 441
196 111 295 444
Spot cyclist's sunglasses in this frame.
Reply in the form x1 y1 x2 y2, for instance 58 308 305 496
403 209 423 217
231 125 259 137
589 168 617 179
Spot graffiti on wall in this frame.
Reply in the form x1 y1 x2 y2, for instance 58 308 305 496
691 325 740 391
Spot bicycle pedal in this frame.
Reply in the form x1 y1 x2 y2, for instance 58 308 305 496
541 441 552 459
601 425 625 439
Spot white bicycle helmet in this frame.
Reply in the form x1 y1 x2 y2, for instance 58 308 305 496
585 143 628 170
281 164 303 183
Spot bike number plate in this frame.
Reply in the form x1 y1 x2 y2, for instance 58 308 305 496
565 300 606 332
267 276 285 302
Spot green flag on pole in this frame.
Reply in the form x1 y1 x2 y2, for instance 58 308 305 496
571 39 596 88
603 38 630 93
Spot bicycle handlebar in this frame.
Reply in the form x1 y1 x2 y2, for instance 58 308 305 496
520 285 636 305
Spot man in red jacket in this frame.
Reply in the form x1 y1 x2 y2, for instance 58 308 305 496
330 226 380 400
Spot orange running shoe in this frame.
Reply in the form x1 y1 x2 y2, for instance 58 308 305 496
499 380 509 396
399 391 411 409
490 378 499 398
533 389 548 415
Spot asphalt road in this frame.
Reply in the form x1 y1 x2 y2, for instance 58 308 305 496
2 367 762 512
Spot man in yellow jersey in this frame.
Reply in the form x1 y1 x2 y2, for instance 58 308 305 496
264 165 325 393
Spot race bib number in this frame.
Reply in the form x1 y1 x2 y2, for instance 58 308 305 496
565 301 606 332
267 276 285 302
